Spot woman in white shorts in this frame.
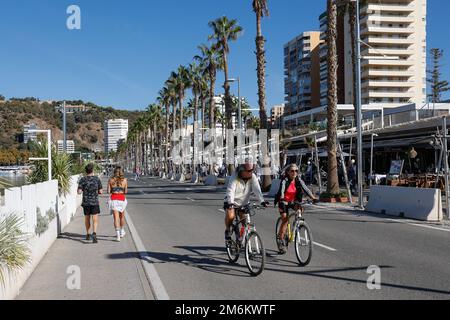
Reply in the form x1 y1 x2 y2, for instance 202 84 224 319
108 167 128 242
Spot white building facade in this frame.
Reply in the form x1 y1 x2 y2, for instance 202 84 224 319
57 140 75 154
104 119 129 153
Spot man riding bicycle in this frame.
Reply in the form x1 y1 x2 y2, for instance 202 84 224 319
274 164 318 254
224 162 269 242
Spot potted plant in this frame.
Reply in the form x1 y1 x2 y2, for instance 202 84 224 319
320 191 349 203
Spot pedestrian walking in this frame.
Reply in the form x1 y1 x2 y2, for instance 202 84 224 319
108 166 128 242
77 163 103 243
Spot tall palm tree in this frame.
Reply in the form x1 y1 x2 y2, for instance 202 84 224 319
167 66 191 174
252 0 269 131
157 86 172 176
189 62 204 174
165 76 179 174
195 44 223 129
252 0 272 190
208 16 243 132
326 0 340 195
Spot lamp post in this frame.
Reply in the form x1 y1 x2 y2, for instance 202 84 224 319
28 130 52 181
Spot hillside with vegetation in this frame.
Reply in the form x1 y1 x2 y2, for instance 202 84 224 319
0 97 143 153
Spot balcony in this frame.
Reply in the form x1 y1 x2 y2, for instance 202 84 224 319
364 3 416 13
362 69 414 77
361 15 415 25
362 80 414 88
365 36 415 45
362 90 415 99
361 59 414 67
362 47 415 57
361 26 414 35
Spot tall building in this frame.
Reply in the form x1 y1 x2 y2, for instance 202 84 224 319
104 119 129 153
284 32 323 118
353 0 427 105
23 123 38 143
57 140 75 154
270 104 285 129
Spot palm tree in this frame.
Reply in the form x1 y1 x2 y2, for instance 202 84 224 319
157 87 172 176
165 76 179 175
208 16 243 132
252 0 272 191
326 0 340 196
167 66 191 174
195 44 223 129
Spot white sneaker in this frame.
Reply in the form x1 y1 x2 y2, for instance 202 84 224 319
120 229 126 238
116 231 121 242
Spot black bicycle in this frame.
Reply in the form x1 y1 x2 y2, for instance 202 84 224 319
225 204 266 276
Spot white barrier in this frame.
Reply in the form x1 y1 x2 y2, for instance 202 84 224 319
366 186 443 222
268 179 281 197
0 175 81 300
204 175 218 186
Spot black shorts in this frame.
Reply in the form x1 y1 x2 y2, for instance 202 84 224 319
278 202 299 215
82 205 100 216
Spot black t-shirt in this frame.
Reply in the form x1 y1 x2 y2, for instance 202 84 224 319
78 175 102 206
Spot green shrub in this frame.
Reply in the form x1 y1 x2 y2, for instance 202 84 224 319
0 214 31 286
35 208 49 236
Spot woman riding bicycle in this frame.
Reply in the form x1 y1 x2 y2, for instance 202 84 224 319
274 164 317 254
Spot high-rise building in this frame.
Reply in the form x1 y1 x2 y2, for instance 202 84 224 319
104 119 129 153
57 140 75 154
270 104 285 129
354 0 427 105
23 123 38 143
284 32 323 117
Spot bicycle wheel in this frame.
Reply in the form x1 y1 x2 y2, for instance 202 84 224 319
295 221 313 267
245 231 266 276
226 226 240 263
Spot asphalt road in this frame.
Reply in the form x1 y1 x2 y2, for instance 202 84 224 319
116 176 450 300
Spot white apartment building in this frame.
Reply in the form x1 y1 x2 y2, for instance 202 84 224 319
104 119 129 153
57 140 75 154
346 0 427 106
23 123 38 143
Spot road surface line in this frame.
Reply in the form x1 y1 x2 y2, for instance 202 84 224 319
186 197 196 202
313 241 337 252
386 218 450 233
125 213 170 300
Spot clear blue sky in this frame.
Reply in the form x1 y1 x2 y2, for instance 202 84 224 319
0 0 449 112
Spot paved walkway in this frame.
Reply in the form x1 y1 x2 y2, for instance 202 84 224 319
17 194 153 300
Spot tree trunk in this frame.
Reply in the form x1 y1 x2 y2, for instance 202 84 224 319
165 104 169 175
222 50 235 175
172 101 177 174
349 2 358 125
326 0 340 195
255 11 272 191
193 92 199 175
209 72 216 129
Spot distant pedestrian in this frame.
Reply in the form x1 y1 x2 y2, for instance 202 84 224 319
108 166 128 242
78 163 103 243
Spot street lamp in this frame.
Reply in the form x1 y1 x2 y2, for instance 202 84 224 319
351 0 399 208
28 130 52 181
369 133 379 187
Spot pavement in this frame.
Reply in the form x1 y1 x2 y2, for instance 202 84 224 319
16 175 450 300
17 189 153 300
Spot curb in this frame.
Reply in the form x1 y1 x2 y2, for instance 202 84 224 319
125 212 170 300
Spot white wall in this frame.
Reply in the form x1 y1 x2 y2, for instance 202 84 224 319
0 175 81 300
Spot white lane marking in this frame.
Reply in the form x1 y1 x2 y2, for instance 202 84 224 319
186 197 195 202
169 192 175 194
125 213 170 300
386 218 450 233
313 241 337 252
185 188 192 191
